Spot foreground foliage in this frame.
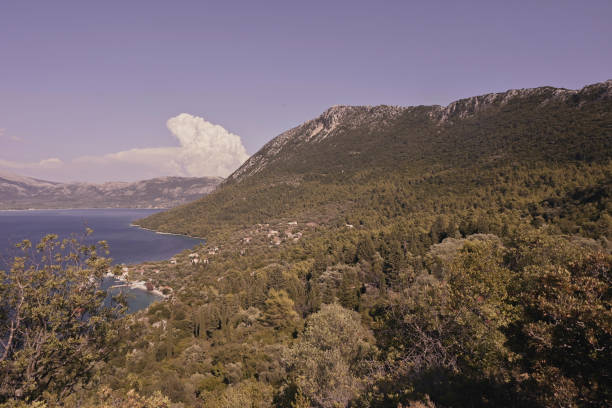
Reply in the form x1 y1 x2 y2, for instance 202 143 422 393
0 233 123 402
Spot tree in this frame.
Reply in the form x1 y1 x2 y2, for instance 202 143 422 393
355 235 376 262
262 289 299 331
511 251 612 406
286 304 376 408
369 240 517 407
0 234 123 402
446 240 516 373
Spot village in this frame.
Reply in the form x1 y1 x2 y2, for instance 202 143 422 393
107 220 323 302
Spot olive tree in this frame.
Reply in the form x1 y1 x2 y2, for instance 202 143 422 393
286 304 376 408
0 233 123 402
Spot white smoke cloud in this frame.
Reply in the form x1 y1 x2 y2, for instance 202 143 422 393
0 114 249 182
166 113 250 177
73 113 249 179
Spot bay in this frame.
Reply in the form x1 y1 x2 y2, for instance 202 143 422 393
0 208 202 313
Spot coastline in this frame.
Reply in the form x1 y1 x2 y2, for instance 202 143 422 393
0 207 169 212
1 208 201 304
105 272 167 300
130 223 206 241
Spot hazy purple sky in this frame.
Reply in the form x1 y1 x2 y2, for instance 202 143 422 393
1 0 611 182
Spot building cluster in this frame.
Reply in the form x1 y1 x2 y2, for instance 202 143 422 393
240 220 319 247
189 253 203 265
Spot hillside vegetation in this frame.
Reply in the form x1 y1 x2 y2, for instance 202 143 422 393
118 81 612 407
2 81 611 407
140 81 611 242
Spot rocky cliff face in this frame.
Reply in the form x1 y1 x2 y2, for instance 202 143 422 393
429 79 612 124
227 80 612 184
227 105 407 183
0 173 222 209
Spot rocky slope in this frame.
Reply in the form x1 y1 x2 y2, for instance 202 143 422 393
227 80 612 184
227 104 407 183
0 173 222 209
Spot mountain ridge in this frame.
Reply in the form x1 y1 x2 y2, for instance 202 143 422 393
138 79 612 239
227 80 612 184
0 173 223 210
227 104 407 183
429 79 612 123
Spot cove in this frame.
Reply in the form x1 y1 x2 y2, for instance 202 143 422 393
0 208 202 313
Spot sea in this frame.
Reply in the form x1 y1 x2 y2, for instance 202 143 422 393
0 208 203 313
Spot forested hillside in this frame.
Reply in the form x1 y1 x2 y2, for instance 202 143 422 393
2 81 610 407
108 80 612 407
139 80 611 241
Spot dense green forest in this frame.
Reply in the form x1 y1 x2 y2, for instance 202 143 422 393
1 81 610 407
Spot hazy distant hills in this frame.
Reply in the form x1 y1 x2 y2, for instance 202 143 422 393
0 173 222 210
138 80 612 237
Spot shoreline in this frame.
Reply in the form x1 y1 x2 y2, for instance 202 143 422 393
130 223 206 241
0 207 170 212
105 272 167 299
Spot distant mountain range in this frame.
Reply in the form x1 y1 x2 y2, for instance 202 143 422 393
0 173 222 210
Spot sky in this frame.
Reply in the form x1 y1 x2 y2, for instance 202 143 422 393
0 0 611 182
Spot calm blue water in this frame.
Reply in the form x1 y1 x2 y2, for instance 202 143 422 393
0 209 202 264
0 209 203 313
